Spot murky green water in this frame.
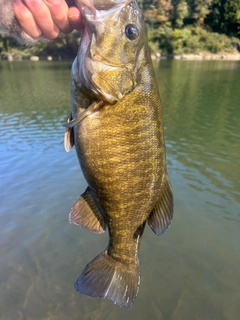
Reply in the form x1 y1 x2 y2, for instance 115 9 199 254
0 60 239 320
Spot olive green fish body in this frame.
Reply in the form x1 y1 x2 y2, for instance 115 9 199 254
65 0 173 307
75 77 163 252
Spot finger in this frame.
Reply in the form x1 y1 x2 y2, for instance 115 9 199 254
44 0 73 34
23 0 60 39
13 0 42 38
68 6 84 30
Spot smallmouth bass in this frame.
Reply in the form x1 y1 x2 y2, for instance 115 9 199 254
64 0 173 307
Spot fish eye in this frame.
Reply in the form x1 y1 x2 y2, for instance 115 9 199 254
125 24 139 40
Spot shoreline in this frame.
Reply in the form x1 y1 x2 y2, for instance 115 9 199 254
151 52 240 61
1 52 240 62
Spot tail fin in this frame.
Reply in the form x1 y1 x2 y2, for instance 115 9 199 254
74 250 140 307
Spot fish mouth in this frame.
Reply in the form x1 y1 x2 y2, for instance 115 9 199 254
74 0 140 102
76 0 133 33
75 0 130 11
77 0 141 67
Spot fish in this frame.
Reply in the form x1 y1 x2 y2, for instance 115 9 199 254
63 0 173 307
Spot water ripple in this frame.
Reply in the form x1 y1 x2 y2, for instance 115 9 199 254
0 60 240 320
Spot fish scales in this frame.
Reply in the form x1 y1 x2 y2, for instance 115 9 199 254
64 0 173 307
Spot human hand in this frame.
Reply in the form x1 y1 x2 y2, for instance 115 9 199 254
13 0 84 40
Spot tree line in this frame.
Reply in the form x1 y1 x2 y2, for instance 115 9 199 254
1 0 240 59
142 0 240 54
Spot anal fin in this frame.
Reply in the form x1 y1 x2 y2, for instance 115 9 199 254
148 173 174 236
69 187 106 234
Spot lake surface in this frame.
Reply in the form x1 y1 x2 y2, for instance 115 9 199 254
0 60 239 320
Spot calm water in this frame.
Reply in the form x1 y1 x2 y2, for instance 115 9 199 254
0 60 239 320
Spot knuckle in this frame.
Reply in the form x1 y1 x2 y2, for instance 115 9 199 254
45 30 60 39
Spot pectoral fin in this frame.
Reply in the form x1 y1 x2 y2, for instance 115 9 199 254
62 101 103 129
148 173 174 236
69 187 106 234
64 113 74 152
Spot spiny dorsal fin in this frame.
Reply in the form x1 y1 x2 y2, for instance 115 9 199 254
148 173 174 236
69 187 106 234
64 113 74 152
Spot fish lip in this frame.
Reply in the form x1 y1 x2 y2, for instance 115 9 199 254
78 0 141 42
76 0 132 11
78 0 134 25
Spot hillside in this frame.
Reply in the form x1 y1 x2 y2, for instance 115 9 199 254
1 0 240 60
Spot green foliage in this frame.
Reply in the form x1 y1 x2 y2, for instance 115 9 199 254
143 0 173 28
152 26 235 54
1 0 239 58
206 0 240 36
0 34 18 54
30 32 80 59
0 31 80 60
187 0 213 21
175 0 189 27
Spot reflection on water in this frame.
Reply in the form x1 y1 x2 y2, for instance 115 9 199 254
0 60 240 320
0 61 72 152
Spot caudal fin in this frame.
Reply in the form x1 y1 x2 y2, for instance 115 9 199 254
74 250 140 307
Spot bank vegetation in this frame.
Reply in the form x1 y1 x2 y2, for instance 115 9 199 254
1 0 240 60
